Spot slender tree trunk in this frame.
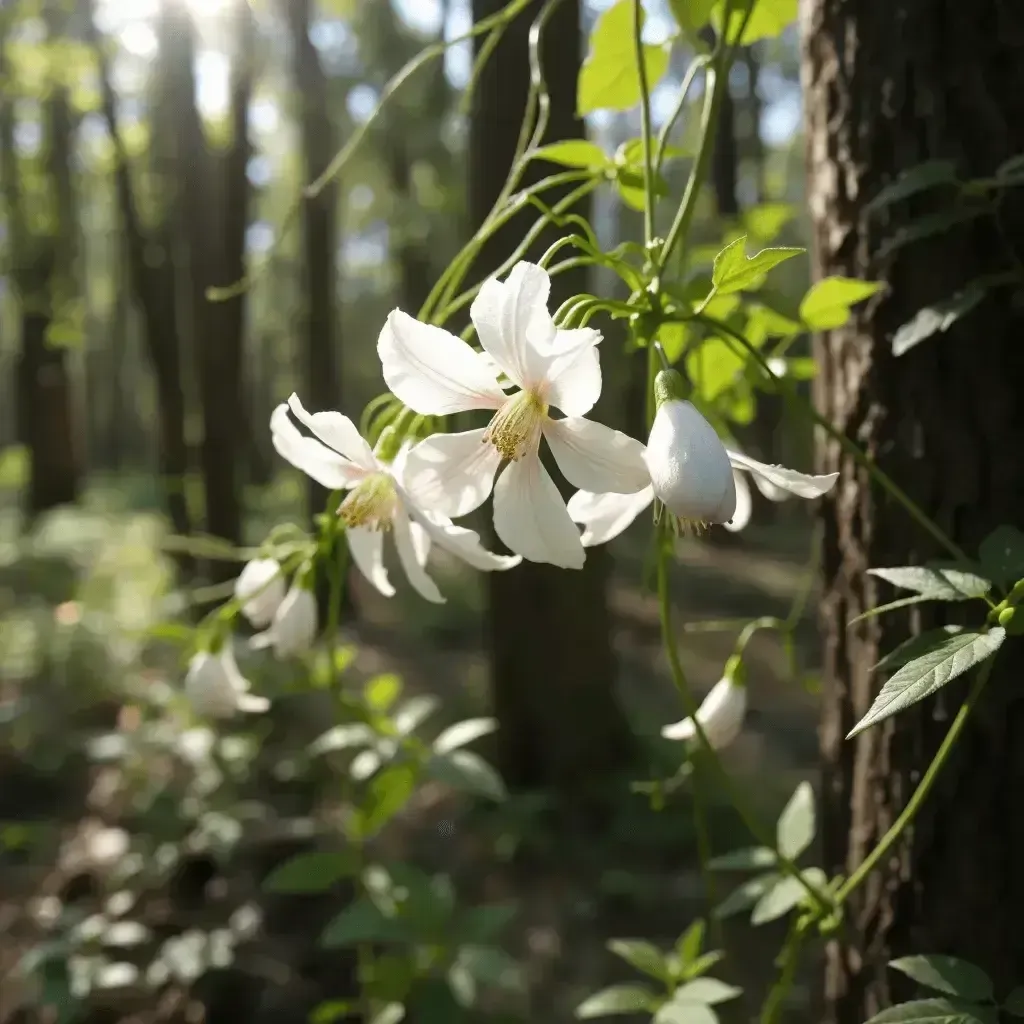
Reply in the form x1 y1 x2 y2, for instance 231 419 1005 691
470 0 635 809
803 2 1024 1020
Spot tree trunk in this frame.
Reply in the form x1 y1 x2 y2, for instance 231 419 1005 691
469 0 635 808
803 2 1024 1020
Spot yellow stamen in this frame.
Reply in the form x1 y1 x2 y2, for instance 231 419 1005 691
654 498 708 537
482 390 547 461
338 473 398 530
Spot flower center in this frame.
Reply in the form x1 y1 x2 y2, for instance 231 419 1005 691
483 390 547 462
654 499 708 537
338 473 398 530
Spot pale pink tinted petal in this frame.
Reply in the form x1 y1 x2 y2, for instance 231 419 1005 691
397 428 503 519
726 449 839 499
271 404 367 489
287 394 376 469
347 527 394 598
567 485 655 547
470 262 555 389
543 417 650 495
378 310 506 416
724 470 752 533
393 509 444 603
492 454 585 569
544 336 602 417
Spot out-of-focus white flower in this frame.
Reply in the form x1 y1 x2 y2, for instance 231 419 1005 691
661 675 747 750
185 647 269 719
234 557 285 628
376 261 649 569
251 583 318 658
270 396 520 603
567 370 838 545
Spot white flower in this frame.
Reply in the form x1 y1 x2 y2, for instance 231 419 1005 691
567 405 838 546
251 583 318 657
270 395 520 603
376 261 649 569
661 676 747 749
233 557 285 628
185 647 269 719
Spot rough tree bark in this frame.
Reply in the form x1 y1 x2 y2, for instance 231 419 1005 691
469 0 636 807
802 2 1024 1021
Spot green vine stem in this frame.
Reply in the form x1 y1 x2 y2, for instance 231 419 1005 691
759 921 805 1024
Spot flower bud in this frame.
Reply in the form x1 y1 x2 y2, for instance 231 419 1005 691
185 647 269 719
661 675 747 750
998 606 1024 636
251 583 318 657
234 558 286 628
644 372 736 526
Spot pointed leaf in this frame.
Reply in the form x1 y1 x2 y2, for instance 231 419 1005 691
879 207 987 260
708 847 777 871
869 566 991 600
799 276 885 329
750 869 826 926
676 919 705 965
892 284 988 357
848 630 1006 738
654 1000 718 1024
433 717 497 755
321 898 405 947
427 750 506 801
875 627 965 672
674 979 742 1006
1002 987 1024 1016
864 999 997 1024
979 525 1024 588
533 140 610 170
713 873 780 920
575 985 658 1018
710 236 804 297
866 161 959 212
888 957 993 1003
776 781 815 860
606 939 670 982
263 850 357 894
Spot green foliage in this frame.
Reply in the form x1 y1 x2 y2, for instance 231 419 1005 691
577 0 670 115
889 957 994 1004
707 236 805 300
798 276 885 329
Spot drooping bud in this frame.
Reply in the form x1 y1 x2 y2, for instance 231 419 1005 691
661 674 748 750
250 582 318 657
185 647 269 719
644 381 736 527
234 557 286 628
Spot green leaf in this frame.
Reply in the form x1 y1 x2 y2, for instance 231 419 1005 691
889 956 993 1003
321 898 405 947
875 627 965 672
263 850 356 894
849 595 945 625
427 750 506 801
606 938 670 982
676 919 705 965
654 999 718 1024
1003 987 1024 1016
309 723 376 756
864 998 997 1024
666 0 717 36
674 979 742 1006
434 717 497 755
658 322 691 364
717 0 798 44
393 694 439 734
750 868 827 925
743 202 795 242
892 283 988 357
354 762 418 839
776 781 815 860
848 629 1006 738
979 525 1024 588
369 1005 405 1024
310 1000 353 1024
713 873 780 920
576 984 658 1018
533 140 610 169
683 951 725 980
686 337 745 401
708 847 776 871
868 566 991 601
866 160 959 212
709 236 804 297
799 276 885 329
365 673 402 712
878 207 987 260
578 0 670 115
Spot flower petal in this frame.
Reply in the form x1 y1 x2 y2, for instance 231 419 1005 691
378 309 506 416
286 394 376 469
347 527 394 598
492 454 584 569
567 485 654 547
727 449 839 499
543 417 650 495
397 428 503 518
544 330 602 416
470 262 556 389
402 500 521 572
271 404 367 490
392 509 444 603
724 470 752 533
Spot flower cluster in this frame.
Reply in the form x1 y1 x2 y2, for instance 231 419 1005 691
182 261 838 739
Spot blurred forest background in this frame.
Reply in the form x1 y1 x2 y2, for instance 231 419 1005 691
0 0 830 1022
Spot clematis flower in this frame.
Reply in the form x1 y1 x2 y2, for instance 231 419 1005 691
185 646 269 719
661 674 747 750
234 557 286 628
251 582 318 658
270 395 520 603
567 371 838 545
376 261 650 569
